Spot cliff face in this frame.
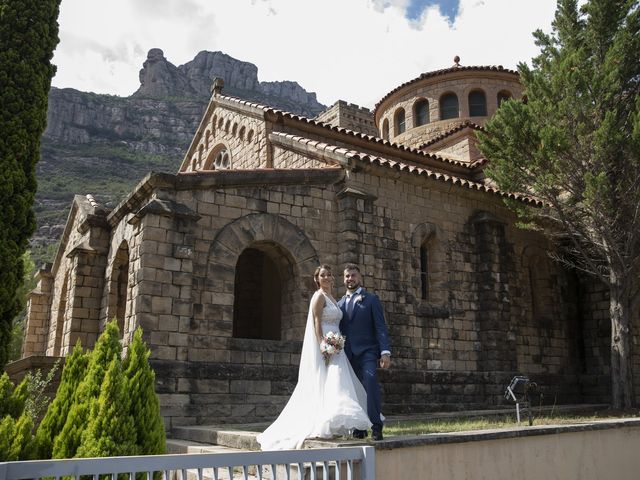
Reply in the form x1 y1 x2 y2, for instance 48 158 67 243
35 49 326 251
133 48 324 116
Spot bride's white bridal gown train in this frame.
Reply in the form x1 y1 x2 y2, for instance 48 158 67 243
257 291 371 450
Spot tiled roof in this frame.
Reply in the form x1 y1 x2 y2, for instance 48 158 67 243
374 65 519 116
270 131 542 207
214 93 473 170
418 120 485 149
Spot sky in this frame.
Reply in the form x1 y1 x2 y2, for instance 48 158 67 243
51 0 558 109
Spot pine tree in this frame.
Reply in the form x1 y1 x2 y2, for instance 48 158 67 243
123 328 166 455
53 321 122 458
0 0 62 369
478 0 640 408
76 358 137 458
35 343 88 458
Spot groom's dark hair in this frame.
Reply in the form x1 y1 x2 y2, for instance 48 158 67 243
343 263 360 273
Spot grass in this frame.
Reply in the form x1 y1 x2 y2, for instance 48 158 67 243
384 410 640 437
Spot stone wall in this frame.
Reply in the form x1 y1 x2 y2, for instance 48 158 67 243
315 101 378 137
378 72 523 148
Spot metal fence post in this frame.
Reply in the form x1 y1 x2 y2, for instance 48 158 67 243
361 446 376 480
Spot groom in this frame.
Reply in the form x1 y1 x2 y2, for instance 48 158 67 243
338 263 391 441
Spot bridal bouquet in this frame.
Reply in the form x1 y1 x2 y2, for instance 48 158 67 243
320 332 346 366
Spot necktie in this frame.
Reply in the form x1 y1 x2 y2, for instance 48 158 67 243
346 294 355 318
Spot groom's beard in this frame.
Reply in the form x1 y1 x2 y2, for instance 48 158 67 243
346 282 360 293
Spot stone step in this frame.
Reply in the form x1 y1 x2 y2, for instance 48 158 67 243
166 438 247 455
171 424 264 450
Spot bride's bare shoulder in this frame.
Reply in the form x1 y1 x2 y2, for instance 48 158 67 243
311 289 326 304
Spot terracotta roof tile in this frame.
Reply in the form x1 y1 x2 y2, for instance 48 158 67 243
215 92 472 170
418 120 485 149
269 131 541 206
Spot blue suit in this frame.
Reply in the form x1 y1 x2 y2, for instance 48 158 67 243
338 288 390 429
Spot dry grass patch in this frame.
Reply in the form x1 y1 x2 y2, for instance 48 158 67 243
384 410 640 437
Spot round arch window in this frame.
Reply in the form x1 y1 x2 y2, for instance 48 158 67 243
214 148 230 169
204 144 232 170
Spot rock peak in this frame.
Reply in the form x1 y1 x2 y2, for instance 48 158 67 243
132 48 324 115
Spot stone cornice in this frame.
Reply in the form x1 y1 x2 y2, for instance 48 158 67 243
128 198 201 225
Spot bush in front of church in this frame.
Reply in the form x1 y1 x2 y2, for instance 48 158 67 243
26 319 165 459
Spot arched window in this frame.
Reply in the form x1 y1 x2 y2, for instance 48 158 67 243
108 241 130 337
52 273 69 356
468 90 487 116
440 93 459 120
420 241 430 301
414 99 430 127
395 108 406 135
233 246 283 340
382 119 389 140
204 144 231 170
412 223 442 304
214 149 230 169
497 90 512 107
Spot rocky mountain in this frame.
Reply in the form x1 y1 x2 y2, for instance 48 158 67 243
34 49 326 256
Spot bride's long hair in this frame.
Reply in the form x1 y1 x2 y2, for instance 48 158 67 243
313 264 333 288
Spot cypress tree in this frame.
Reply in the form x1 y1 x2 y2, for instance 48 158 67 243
76 358 137 458
53 321 122 458
0 372 27 420
123 328 165 455
35 342 88 458
478 0 640 408
0 375 35 461
0 0 62 368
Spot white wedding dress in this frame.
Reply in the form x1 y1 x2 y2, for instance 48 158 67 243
257 290 372 450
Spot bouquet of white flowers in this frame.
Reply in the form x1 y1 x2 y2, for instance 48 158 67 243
320 331 346 366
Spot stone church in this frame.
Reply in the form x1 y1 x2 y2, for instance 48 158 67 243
18 59 633 429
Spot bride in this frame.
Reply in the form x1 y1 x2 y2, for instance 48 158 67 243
257 264 372 450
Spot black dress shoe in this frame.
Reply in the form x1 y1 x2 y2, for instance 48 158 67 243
371 427 383 441
352 429 367 439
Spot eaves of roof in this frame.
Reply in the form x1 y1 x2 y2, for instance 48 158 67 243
418 120 485 149
270 131 542 207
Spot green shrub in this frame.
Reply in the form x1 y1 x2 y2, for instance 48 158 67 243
37 320 166 459
35 344 87 458
76 358 137 457
123 328 165 455
52 321 121 458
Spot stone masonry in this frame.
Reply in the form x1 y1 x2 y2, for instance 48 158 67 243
17 63 640 429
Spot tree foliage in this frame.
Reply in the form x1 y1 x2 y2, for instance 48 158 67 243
35 344 88 458
478 0 640 408
76 358 137 458
52 321 122 458
43 321 165 458
0 0 62 368
123 328 166 455
0 372 45 461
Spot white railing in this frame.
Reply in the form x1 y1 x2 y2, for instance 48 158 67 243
0 446 375 480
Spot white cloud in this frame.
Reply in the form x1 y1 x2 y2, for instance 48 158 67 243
51 0 557 107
